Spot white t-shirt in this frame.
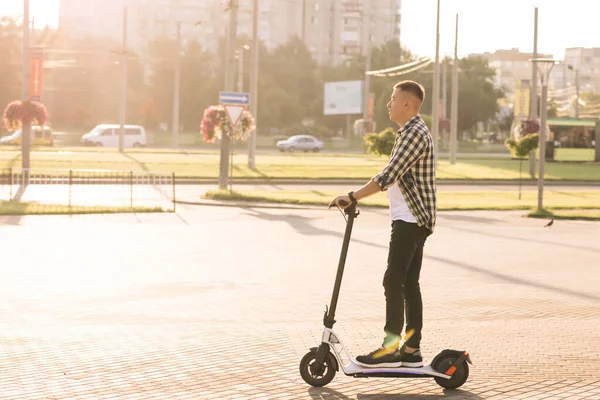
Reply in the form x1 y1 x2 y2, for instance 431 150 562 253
388 182 417 223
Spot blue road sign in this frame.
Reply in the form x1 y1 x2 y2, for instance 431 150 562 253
219 91 250 105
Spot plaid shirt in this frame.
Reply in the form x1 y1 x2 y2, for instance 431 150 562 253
372 115 437 231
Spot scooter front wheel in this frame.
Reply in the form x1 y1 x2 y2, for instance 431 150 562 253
433 354 469 389
299 349 337 387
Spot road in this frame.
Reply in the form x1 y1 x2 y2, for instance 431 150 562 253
1 205 599 399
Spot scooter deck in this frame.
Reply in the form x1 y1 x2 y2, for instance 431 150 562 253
344 360 450 379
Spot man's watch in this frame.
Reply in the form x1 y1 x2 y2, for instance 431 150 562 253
348 191 357 203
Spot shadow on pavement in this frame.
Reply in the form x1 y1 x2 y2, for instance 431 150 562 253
242 208 387 250
427 254 600 303
308 386 483 400
446 224 600 254
0 184 27 226
438 213 503 224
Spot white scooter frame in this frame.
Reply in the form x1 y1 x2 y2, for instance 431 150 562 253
299 201 472 389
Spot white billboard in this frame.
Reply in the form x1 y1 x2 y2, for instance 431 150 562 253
324 80 363 115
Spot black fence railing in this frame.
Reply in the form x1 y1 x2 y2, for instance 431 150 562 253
1 168 176 211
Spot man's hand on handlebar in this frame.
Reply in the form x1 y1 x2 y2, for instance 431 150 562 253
329 195 352 210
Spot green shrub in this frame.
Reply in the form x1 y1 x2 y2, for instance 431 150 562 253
364 127 396 156
505 133 539 158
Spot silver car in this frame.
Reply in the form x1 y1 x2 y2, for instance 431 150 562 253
276 135 324 153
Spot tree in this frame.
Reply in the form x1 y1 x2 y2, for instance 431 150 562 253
259 36 321 130
0 17 22 133
139 98 160 130
146 37 178 129
180 39 219 132
41 33 145 130
456 56 504 132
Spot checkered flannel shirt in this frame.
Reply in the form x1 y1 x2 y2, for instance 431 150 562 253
372 115 437 231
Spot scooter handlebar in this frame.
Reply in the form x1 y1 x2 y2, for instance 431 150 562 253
338 199 359 217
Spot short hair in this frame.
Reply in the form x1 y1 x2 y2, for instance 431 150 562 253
394 80 425 103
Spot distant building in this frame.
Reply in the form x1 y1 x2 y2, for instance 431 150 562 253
471 48 556 100
58 0 402 65
563 47 600 94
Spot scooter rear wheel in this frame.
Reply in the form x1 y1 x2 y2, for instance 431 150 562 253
299 349 337 387
433 354 469 389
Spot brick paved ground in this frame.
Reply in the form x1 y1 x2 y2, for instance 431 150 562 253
1 206 599 399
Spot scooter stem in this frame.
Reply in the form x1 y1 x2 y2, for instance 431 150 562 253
324 202 358 328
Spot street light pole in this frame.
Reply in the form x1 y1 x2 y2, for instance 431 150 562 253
22 0 31 171
248 0 259 170
575 68 580 119
220 0 238 190
431 0 441 158
119 6 128 153
531 58 557 213
450 13 459 165
172 21 181 148
529 7 539 178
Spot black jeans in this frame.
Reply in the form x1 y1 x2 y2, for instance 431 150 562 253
383 220 431 349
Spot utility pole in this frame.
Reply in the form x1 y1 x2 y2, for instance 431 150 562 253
442 60 447 150
363 1 371 127
172 21 181 148
575 68 580 119
431 0 441 159
450 14 459 165
567 64 581 119
528 7 538 178
442 61 448 120
119 6 128 153
248 0 259 170
237 47 244 92
219 0 238 189
532 59 556 212
22 0 31 171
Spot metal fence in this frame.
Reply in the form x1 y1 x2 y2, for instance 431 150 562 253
0 168 176 212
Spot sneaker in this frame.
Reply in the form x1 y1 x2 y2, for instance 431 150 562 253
398 345 424 368
355 346 402 368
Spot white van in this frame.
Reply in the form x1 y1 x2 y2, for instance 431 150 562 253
81 124 147 148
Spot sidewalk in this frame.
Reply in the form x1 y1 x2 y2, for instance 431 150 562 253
1 207 599 399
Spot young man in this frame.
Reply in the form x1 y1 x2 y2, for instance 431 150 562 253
329 80 436 368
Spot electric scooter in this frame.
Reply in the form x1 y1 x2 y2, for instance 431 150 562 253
299 200 472 389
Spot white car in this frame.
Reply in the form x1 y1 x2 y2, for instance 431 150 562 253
81 124 147 148
276 135 324 153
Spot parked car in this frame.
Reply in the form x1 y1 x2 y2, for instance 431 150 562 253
0 125 54 146
81 124 147 148
276 135 324 153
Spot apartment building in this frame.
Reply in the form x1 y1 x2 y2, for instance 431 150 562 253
58 0 402 65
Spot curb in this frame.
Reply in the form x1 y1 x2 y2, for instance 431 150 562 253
175 199 328 211
174 178 599 186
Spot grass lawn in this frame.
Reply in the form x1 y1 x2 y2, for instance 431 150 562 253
0 201 166 215
554 148 596 162
0 148 598 181
203 189 600 213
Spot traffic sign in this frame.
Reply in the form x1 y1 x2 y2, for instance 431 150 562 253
224 105 245 127
219 91 250 105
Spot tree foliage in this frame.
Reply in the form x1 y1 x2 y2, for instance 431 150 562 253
0 24 505 139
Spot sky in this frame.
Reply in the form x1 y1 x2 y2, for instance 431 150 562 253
401 0 600 59
1 0 599 60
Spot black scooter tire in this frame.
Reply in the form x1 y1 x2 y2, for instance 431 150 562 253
433 354 469 389
299 349 337 387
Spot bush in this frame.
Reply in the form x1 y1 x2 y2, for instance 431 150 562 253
364 127 396 156
505 133 539 158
